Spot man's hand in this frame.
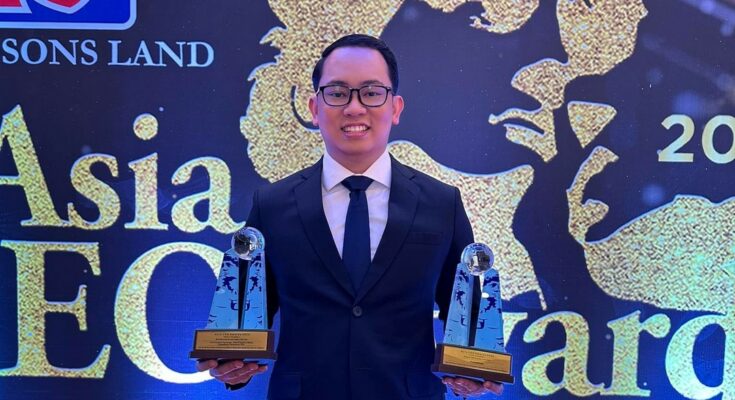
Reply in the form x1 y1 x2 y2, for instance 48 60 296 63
443 376 503 398
196 359 268 386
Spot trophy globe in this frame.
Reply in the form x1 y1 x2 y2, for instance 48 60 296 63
461 243 494 276
232 227 265 261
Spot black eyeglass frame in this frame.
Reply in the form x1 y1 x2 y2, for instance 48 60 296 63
316 84 393 108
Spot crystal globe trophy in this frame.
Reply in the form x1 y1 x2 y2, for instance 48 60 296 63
190 227 276 361
431 243 513 383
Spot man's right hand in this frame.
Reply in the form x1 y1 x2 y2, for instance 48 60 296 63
196 359 268 386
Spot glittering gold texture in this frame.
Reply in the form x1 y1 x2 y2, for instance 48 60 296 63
241 0 647 309
0 241 110 378
242 0 406 182
470 0 539 34
559 0 648 77
606 311 671 396
491 0 646 161
424 0 539 34
724 261 735 278
522 311 603 396
0 106 68 227
490 105 556 161
171 157 244 233
666 314 735 399
67 154 121 229
568 146 735 314
390 141 544 307
114 242 223 383
133 113 158 140
502 312 528 346
125 153 168 230
567 146 619 244
242 0 553 182
241 0 555 308
567 101 617 148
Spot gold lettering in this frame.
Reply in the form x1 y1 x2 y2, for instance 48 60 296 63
666 313 734 399
171 157 243 233
0 106 68 227
114 241 222 383
67 154 120 229
125 153 168 230
0 241 110 378
503 312 528 346
603 311 670 396
522 311 603 396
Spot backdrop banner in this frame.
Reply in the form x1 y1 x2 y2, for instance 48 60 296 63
2 1 734 399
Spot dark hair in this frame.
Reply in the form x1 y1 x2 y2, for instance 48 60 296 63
311 34 399 94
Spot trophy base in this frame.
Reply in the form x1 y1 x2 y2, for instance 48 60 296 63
431 343 514 384
190 329 277 362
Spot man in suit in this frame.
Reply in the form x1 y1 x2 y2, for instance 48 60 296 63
197 34 503 399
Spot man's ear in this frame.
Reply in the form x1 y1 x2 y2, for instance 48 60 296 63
308 94 319 127
391 95 404 125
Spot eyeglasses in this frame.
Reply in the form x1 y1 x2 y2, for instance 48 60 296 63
317 84 393 107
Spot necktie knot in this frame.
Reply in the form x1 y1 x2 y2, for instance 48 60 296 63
342 176 373 192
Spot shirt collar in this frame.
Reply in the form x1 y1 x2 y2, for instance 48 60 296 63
322 148 392 192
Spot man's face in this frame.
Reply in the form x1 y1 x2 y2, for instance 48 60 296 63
308 46 404 166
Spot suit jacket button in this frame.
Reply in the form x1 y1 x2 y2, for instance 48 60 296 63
352 306 363 317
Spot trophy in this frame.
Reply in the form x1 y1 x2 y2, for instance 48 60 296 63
431 243 514 383
190 227 277 361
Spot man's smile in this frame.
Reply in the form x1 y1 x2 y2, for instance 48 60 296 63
341 123 370 135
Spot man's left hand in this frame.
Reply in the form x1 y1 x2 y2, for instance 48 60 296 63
442 376 503 397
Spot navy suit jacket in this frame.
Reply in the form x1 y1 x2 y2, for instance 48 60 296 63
245 156 474 400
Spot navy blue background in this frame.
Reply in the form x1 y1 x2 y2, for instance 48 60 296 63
1 1 734 398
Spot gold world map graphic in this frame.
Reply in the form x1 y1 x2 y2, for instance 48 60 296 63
240 0 735 316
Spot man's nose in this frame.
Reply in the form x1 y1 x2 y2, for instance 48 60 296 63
343 91 367 115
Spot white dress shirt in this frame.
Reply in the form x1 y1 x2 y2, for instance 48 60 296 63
321 149 391 261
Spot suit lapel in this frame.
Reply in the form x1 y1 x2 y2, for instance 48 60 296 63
294 160 356 298
355 157 419 303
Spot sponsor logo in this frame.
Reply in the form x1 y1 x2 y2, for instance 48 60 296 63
0 0 135 30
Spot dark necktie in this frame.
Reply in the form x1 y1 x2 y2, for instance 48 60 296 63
341 176 373 290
